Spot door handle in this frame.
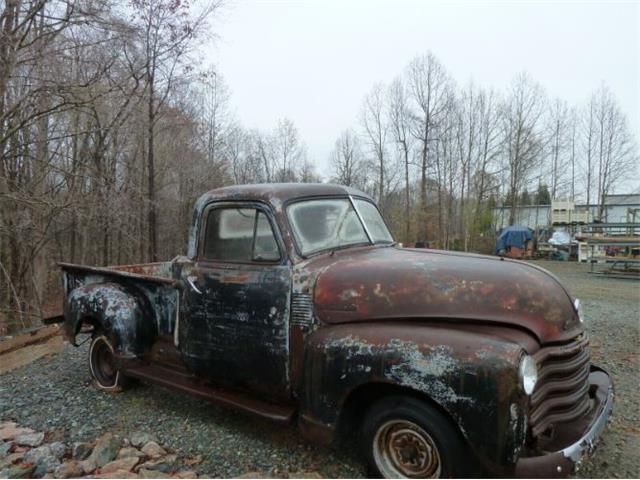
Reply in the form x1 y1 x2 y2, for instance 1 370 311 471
186 275 202 295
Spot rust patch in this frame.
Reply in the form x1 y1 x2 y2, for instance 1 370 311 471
310 247 582 344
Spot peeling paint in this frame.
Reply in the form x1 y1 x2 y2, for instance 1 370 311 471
385 341 476 406
56 183 598 477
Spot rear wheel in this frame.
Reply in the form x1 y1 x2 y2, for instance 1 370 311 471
89 334 126 391
362 396 469 478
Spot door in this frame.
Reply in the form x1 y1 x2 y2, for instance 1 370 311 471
179 203 291 399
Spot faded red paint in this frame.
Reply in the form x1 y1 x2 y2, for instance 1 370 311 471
311 246 581 344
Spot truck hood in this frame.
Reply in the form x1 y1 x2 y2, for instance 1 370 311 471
312 247 582 344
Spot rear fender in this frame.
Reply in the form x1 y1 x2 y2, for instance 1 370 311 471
64 282 156 358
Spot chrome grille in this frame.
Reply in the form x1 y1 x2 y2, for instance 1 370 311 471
529 335 591 437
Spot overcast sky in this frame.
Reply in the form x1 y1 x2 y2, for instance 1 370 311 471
207 0 639 181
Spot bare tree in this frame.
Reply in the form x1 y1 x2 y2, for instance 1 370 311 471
590 85 637 218
387 77 414 242
470 88 501 241
329 128 365 188
198 68 232 168
567 107 578 201
546 98 570 199
299 158 321 183
273 118 304 182
361 83 389 207
406 52 452 240
129 0 221 261
500 73 546 225
224 125 255 184
252 129 274 182
581 93 597 204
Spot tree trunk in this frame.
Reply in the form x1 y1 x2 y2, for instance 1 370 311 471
147 80 158 262
420 120 430 241
403 143 410 242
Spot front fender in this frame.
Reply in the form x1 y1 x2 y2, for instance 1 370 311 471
64 282 156 358
301 322 531 471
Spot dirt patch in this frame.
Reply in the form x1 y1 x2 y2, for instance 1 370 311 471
0 326 63 375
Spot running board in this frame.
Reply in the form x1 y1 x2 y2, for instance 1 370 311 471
124 364 295 423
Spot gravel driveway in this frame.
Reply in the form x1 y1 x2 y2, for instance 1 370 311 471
526 261 639 479
0 339 363 478
0 260 638 478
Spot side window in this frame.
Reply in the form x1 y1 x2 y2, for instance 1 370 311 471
202 208 280 263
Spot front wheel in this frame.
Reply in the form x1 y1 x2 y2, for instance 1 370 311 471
362 396 469 478
89 334 126 391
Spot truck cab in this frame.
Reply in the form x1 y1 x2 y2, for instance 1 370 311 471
58 183 613 478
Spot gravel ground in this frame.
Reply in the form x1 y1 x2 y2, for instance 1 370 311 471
0 345 363 478
0 260 638 478
525 260 640 479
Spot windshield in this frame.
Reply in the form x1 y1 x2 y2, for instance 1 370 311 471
287 197 393 256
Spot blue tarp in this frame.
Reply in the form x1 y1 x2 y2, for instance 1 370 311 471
494 225 533 255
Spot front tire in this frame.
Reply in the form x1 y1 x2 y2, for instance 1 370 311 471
89 334 126 391
362 396 469 478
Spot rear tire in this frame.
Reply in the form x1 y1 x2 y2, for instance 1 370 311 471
89 334 126 392
361 396 469 478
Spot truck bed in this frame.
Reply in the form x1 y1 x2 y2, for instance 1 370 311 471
59 261 181 342
58 261 177 285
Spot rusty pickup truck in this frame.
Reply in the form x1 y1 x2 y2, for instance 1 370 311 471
53 183 613 478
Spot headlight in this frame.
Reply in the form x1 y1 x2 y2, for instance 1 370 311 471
519 355 538 395
574 298 584 324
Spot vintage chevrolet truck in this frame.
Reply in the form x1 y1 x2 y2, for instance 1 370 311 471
51 183 613 478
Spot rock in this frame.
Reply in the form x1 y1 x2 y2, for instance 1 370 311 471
0 463 36 478
137 454 177 474
116 447 144 460
48 442 67 460
0 441 12 457
289 472 323 479
14 431 45 447
129 433 157 449
33 456 62 478
93 469 139 478
140 441 166 459
174 470 198 478
183 455 202 466
138 468 170 479
6 452 25 464
24 445 54 463
53 461 84 479
100 457 139 474
90 434 120 467
78 457 97 475
0 424 34 442
25 446 63 478
72 442 92 461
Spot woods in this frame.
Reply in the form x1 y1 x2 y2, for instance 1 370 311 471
330 54 637 252
0 1 637 334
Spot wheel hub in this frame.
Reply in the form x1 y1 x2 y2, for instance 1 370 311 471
373 420 442 478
